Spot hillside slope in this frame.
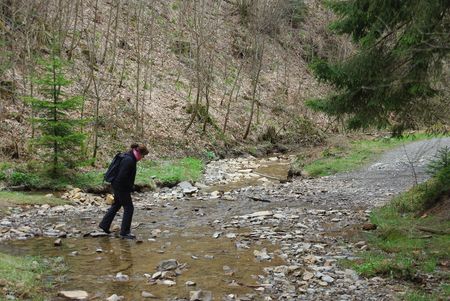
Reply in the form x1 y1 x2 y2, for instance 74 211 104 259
0 0 351 162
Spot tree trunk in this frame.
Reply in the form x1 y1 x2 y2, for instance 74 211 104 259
243 39 264 140
223 61 244 133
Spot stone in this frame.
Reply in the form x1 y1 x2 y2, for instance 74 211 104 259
296 223 309 229
302 271 314 281
142 291 156 298
210 191 221 199
151 271 162 279
190 290 212 301
151 229 162 237
223 265 234 276
158 259 178 271
179 181 199 195
88 231 109 237
248 211 273 218
213 231 222 238
254 248 271 261
225 233 237 239
115 272 129 281
161 270 177 279
303 255 317 264
321 275 334 283
106 294 124 301
354 241 366 248
54 239 62 246
105 194 114 205
157 279 176 286
362 223 377 231
186 280 196 286
58 290 88 300
344 269 359 281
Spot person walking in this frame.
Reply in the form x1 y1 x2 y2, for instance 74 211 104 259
99 143 149 239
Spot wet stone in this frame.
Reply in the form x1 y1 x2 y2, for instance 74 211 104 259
58 290 88 300
190 290 212 301
157 279 176 286
115 272 129 281
90 231 109 237
106 294 124 301
158 259 178 271
141 291 156 298
254 248 271 261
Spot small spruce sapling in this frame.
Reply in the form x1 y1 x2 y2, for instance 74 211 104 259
24 56 86 175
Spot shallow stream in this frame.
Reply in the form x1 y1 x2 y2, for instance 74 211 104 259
1 226 282 300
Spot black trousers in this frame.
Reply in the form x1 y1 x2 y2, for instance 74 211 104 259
99 191 134 236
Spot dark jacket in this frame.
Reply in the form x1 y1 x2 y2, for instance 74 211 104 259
111 151 137 194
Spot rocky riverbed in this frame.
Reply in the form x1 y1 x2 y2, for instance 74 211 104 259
1 138 449 300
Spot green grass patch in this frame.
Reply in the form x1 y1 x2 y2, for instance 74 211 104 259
0 157 204 191
139 157 204 187
403 284 450 301
386 166 450 213
0 252 66 300
302 133 445 177
0 191 69 207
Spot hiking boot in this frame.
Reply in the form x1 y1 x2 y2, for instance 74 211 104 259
120 233 136 240
99 225 111 234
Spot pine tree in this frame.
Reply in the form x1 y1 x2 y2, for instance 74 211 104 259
307 0 450 133
25 56 86 174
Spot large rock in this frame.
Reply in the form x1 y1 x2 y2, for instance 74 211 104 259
105 194 115 205
178 181 198 195
58 290 88 300
158 259 178 271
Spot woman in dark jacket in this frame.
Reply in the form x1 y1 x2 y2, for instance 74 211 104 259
99 143 149 239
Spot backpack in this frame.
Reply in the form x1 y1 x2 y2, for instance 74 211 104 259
104 153 125 183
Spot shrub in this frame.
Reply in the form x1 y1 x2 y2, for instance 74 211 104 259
427 146 450 176
283 117 324 145
258 125 278 143
10 172 37 187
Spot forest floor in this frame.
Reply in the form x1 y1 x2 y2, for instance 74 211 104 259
0 138 449 300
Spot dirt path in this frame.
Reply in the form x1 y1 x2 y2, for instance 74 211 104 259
1 138 449 300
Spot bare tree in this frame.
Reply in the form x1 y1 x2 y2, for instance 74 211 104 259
243 0 285 140
223 61 244 133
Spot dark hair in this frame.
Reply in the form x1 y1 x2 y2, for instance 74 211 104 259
130 143 149 156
